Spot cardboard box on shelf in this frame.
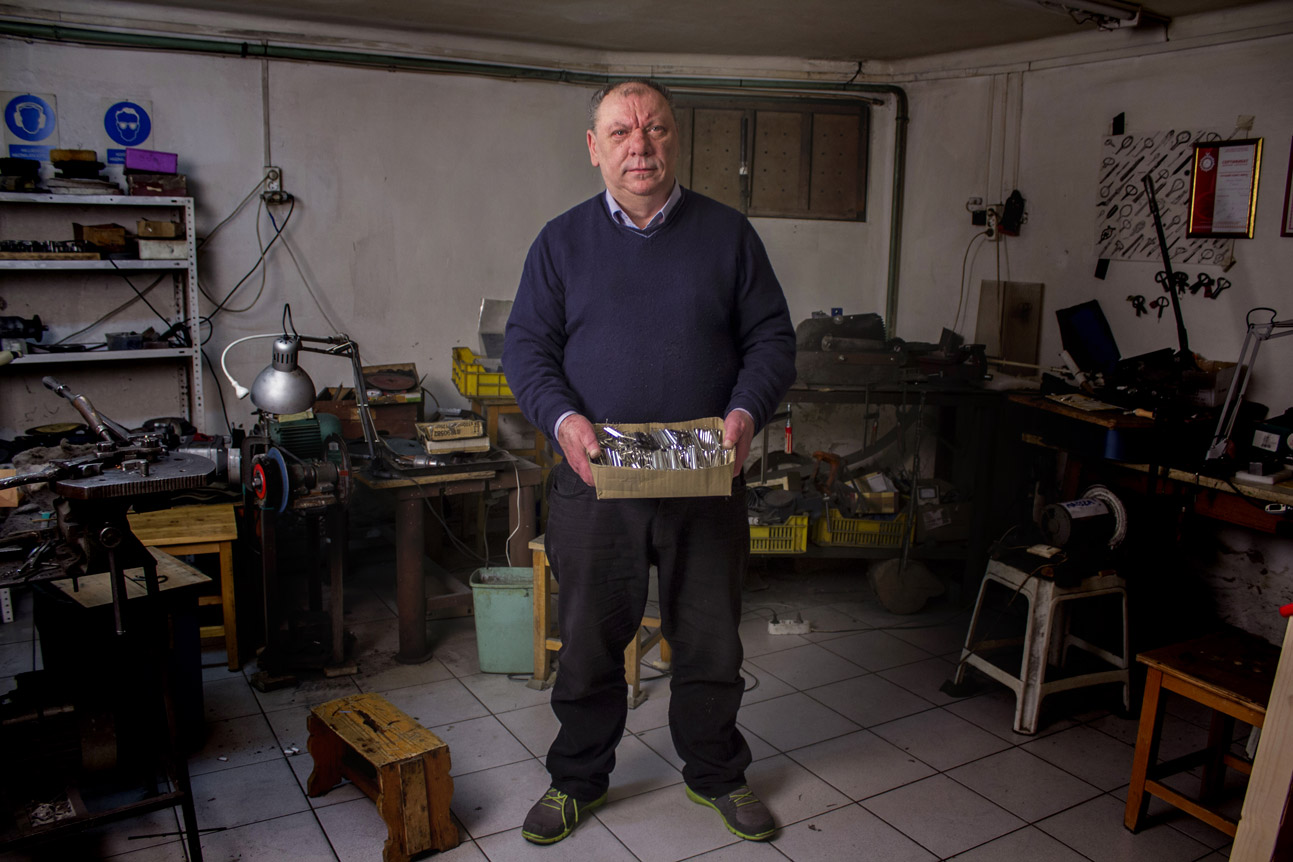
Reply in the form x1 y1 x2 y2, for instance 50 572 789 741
416 417 485 442
589 417 734 500
128 173 187 196
72 223 127 249
137 219 182 238
314 387 419 440
137 238 187 260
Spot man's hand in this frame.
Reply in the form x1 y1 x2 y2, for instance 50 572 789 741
722 410 754 478
557 414 601 486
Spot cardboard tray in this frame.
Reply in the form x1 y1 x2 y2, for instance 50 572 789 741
589 417 734 500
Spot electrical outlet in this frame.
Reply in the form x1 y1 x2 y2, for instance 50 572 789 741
262 166 290 203
985 208 1002 241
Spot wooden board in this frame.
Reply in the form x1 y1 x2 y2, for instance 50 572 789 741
48 547 210 608
128 503 237 545
0 252 99 260
1232 614 1293 860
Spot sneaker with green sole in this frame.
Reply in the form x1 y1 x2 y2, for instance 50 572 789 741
686 784 775 840
521 787 607 844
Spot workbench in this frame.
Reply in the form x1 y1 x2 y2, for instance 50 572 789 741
1010 393 1293 536
356 455 541 663
777 382 1017 599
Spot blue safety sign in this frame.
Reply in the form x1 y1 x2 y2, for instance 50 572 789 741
6 94 55 142
104 100 151 147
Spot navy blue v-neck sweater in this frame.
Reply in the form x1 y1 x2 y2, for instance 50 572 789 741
504 189 796 458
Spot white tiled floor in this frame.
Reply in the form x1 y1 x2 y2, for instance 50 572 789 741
0 554 1243 861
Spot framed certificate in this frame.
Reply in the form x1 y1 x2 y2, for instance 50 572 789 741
1187 138 1262 238
1282 138 1293 237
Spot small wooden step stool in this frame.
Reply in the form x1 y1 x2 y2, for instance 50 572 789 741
307 693 458 861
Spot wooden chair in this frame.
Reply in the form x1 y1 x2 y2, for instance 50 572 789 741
530 534 671 708
1124 628 1280 838
128 503 240 671
307 692 458 862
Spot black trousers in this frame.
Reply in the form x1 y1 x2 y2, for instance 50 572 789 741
544 461 752 801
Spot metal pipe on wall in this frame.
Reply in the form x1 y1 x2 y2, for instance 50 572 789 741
0 20 909 332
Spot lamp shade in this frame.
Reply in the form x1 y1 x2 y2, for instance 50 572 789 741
249 335 316 414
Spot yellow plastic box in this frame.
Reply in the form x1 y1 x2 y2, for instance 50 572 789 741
750 514 809 555
452 346 513 399
812 509 910 548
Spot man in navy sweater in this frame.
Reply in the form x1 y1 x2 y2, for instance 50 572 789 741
504 79 796 845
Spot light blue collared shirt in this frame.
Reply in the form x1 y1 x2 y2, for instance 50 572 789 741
604 181 682 232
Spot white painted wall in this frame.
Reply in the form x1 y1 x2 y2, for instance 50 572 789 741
897 34 1293 411
3 11 1292 637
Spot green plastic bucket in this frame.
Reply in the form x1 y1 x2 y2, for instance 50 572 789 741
469 567 535 673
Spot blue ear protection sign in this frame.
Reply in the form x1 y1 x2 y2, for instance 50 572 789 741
5 93 57 159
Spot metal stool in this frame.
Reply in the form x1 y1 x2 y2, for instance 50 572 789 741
953 558 1130 734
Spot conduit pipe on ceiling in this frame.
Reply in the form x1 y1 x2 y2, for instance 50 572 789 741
0 20 909 333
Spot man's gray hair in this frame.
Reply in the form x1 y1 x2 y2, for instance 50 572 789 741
588 79 676 131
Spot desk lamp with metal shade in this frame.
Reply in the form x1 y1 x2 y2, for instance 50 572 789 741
220 305 432 511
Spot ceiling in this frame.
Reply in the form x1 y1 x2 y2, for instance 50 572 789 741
36 0 1273 62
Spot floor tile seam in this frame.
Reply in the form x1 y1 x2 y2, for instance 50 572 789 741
854 796 985 860
298 784 346 862
1028 789 1149 858
1016 737 1136 793
198 803 332 837
938 758 1106 822
941 823 1098 862
747 656 873 690
797 685 942 729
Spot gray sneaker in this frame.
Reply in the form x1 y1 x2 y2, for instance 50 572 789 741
521 787 607 844
686 784 775 840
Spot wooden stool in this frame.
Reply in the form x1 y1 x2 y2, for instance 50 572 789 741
530 534 671 708
307 692 458 861
953 558 1129 734
128 503 240 671
1125 628 1280 838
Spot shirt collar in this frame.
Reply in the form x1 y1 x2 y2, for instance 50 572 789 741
605 181 682 231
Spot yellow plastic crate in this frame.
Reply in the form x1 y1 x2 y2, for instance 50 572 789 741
452 346 513 399
749 514 809 555
811 509 910 548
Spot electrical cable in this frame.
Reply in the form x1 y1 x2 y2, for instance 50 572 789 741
422 497 491 564
106 261 189 345
279 230 341 333
200 346 234 435
504 457 522 567
209 197 270 315
195 176 268 252
202 196 295 319
53 272 167 345
951 231 989 334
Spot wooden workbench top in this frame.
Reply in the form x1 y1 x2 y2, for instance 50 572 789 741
127 502 238 545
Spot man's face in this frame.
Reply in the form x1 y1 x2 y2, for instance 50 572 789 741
587 86 679 207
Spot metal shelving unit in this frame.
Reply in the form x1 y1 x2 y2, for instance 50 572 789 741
0 192 203 431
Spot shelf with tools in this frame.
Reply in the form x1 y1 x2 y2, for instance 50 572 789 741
0 192 203 438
